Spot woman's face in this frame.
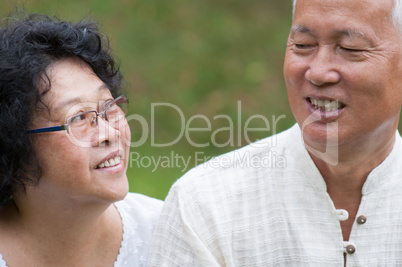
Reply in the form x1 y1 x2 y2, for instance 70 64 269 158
26 57 131 206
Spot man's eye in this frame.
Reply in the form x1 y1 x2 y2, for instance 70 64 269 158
341 47 364 53
294 44 315 50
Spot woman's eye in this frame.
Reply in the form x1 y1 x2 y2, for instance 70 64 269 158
102 99 115 109
70 113 87 123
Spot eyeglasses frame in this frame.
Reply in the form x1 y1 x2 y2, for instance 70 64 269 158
28 95 128 135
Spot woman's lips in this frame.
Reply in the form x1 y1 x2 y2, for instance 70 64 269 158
96 155 121 169
95 150 123 169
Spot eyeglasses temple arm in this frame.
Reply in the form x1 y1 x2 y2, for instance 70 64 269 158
28 124 68 134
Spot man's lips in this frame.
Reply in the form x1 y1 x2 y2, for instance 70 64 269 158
307 97 346 112
305 97 346 121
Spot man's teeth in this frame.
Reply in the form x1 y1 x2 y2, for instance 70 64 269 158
97 156 121 169
309 98 343 112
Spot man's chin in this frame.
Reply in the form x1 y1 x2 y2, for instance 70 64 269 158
301 125 340 166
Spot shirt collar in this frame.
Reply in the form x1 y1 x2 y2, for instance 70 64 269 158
362 131 402 194
290 124 402 194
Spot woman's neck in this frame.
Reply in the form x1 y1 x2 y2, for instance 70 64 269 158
0 196 122 266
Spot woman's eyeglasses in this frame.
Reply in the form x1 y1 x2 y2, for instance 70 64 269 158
28 95 129 140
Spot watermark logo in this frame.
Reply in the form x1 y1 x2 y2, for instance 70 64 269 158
64 101 287 149
62 100 340 170
130 150 287 172
300 110 339 166
127 101 287 148
60 99 344 171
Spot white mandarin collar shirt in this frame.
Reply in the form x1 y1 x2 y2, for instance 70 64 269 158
148 124 402 266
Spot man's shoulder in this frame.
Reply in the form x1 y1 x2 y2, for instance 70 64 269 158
172 124 303 193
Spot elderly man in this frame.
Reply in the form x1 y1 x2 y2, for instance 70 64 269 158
148 0 402 265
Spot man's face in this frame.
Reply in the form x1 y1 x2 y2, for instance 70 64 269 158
284 0 402 154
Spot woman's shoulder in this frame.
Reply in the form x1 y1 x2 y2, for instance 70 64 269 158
0 253 7 267
113 193 163 266
114 192 163 225
117 192 163 211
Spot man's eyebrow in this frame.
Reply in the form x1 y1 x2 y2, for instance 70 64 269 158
55 84 109 110
290 25 311 35
336 29 367 39
290 25 371 40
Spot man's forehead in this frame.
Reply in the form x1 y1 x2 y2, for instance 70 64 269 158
292 0 397 39
294 0 395 17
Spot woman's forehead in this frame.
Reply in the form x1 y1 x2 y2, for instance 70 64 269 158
42 58 111 109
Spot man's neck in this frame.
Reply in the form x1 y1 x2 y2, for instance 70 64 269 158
310 132 396 192
308 134 396 240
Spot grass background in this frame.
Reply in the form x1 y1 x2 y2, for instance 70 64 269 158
2 0 401 200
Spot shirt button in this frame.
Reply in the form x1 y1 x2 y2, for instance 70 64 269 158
346 244 356 254
357 215 367 224
335 209 349 221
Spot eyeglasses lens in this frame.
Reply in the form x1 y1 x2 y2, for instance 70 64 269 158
67 96 128 141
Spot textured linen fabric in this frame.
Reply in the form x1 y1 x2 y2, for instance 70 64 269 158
148 124 402 266
0 192 163 267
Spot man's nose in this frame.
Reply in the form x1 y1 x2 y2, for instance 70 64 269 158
305 47 341 86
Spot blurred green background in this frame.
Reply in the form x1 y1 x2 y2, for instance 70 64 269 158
2 0 401 200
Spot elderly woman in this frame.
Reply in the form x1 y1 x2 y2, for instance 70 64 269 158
0 14 162 266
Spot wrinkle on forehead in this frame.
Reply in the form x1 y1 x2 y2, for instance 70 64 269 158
290 25 378 46
292 0 397 43
294 0 395 21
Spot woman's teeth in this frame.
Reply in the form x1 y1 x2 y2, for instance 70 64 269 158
97 156 121 169
309 98 344 112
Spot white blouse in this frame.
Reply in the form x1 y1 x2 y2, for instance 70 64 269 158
0 193 163 267
148 124 402 266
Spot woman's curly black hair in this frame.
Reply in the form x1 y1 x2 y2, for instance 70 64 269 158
0 13 124 205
